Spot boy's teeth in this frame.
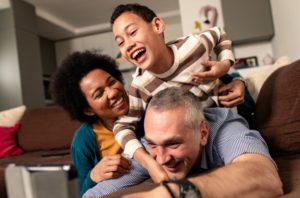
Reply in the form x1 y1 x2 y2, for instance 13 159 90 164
132 49 144 59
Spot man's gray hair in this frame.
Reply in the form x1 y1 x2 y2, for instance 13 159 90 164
148 87 205 130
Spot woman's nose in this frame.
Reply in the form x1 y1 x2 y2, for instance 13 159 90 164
106 87 118 99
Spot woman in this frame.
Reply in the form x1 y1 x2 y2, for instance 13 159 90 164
50 51 148 197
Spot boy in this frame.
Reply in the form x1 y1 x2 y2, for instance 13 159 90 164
111 3 244 183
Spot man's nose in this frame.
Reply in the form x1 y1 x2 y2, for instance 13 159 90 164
155 147 170 165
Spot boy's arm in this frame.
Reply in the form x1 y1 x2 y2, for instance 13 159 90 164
113 85 169 183
192 27 235 82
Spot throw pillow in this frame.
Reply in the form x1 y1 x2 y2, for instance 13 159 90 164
0 124 24 158
0 105 26 127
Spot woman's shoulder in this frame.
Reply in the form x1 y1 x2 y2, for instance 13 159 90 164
72 122 94 146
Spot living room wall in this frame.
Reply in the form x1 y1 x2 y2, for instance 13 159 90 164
0 0 45 110
179 0 300 64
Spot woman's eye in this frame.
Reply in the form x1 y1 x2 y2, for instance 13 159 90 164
109 79 117 86
94 90 104 99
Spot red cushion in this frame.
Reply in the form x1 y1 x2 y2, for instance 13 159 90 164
0 123 24 158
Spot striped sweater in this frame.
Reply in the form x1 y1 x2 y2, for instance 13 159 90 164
113 27 235 157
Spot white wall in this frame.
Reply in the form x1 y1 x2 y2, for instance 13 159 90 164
55 16 182 67
179 0 275 66
55 32 119 66
0 9 23 110
179 0 224 36
179 0 300 64
270 0 300 61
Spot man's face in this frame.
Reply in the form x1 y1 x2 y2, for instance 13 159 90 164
112 12 166 73
144 106 208 180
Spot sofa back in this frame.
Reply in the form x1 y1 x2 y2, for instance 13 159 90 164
18 106 81 152
255 59 300 156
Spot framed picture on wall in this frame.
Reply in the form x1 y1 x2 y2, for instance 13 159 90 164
234 56 258 69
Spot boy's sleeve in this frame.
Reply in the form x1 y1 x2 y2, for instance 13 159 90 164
113 85 148 158
202 27 235 64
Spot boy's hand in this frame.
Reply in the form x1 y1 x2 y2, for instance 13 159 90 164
134 148 169 183
192 60 231 84
90 154 131 182
218 79 245 107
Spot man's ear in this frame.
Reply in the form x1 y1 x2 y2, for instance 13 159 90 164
152 17 165 34
83 107 96 116
199 121 209 146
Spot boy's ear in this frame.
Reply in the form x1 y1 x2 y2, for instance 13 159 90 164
83 107 96 116
152 17 165 34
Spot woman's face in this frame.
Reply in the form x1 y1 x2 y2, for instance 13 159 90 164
79 69 129 123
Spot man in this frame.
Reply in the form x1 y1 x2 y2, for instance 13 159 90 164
125 87 282 197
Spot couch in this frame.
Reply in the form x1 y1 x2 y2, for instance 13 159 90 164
104 58 300 198
0 106 81 197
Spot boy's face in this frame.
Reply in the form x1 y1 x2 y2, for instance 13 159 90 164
112 12 165 73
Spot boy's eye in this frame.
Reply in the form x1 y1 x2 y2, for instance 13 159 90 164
117 41 124 46
130 29 137 36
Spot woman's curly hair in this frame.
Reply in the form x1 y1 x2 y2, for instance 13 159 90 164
50 50 124 123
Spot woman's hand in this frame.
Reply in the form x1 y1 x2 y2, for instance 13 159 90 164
218 79 245 107
133 148 169 183
192 59 231 84
90 154 131 182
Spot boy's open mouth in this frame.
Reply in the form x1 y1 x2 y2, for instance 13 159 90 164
131 48 146 61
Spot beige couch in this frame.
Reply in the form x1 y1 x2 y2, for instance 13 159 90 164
105 58 300 197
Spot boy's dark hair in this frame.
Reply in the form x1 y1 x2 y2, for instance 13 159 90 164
110 3 157 25
50 51 123 123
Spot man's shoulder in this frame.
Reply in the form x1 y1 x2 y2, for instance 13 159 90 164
204 107 234 122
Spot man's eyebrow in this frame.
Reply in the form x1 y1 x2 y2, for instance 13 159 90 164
144 135 182 145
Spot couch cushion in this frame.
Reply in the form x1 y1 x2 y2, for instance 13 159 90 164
255 59 300 156
18 106 81 151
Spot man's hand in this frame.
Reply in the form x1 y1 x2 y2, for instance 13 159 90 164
218 79 245 107
192 59 231 84
90 154 131 182
133 148 169 183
